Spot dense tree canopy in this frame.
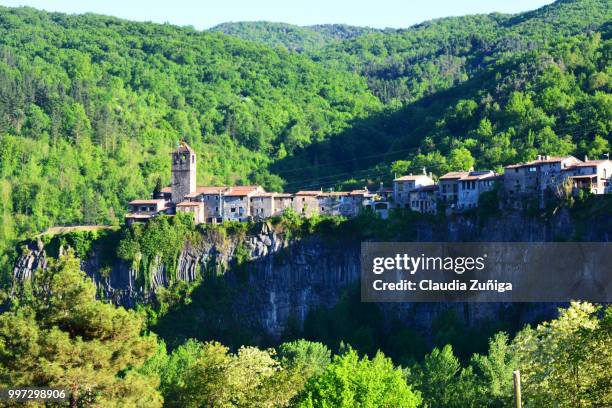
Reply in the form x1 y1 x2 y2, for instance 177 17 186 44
0 251 161 406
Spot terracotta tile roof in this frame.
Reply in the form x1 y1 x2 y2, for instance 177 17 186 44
251 192 277 197
319 191 349 197
274 193 294 198
440 171 469 180
295 191 322 196
570 160 610 167
176 201 202 207
460 171 497 181
505 156 579 169
349 189 371 196
185 186 227 197
161 187 172 193
129 199 165 205
225 186 263 196
394 175 431 181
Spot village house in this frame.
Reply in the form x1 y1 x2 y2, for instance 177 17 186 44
409 185 439 214
503 155 582 208
222 185 265 222
439 171 468 206
294 191 321 217
250 192 292 220
561 158 612 195
274 193 294 215
184 186 227 223
456 171 500 210
175 201 205 224
317 192 349 216
346 189 375 217
393 173 435 209
125 199 168 225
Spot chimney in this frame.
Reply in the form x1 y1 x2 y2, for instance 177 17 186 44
379 182 383 191
537 155 542 161
422 167 427 175
584 155 589 162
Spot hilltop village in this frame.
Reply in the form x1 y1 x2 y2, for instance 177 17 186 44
125 142 612 225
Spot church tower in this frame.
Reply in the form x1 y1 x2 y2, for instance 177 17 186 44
171 141 196 204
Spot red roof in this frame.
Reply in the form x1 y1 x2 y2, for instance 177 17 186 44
505 156 579 169
440 171 469 180
185 186 227 197
225 186 263 197
161 186 172 193
569 160 610 168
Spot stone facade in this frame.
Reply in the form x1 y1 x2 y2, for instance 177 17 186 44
393 174 434 209
503 155 581 208
170 142 197 204
562 159 612 195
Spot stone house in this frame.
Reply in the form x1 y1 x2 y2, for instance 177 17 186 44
222 186 265 221
125 199 167 225
273 193 294 216
439 171 469 207
346 189 375 217
175 201 205 224
317 192 349 216
393 174 435 209
456 171 500 210
250 193 277 220
409 185 439 214
294 191 321 217
562 159 612 195
503 155 582 208
185 186 227 223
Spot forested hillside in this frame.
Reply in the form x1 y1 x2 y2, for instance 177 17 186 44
211 22 383 52
0 6 380 269
0 0 610 271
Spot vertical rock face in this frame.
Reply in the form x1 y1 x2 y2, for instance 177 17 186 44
12 209 612 339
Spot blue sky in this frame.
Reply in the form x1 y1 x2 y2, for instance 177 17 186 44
0 0 555 29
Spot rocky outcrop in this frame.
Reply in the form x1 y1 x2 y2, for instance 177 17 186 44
12 208 611 339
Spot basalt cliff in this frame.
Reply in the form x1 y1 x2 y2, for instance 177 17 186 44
12 207 612 343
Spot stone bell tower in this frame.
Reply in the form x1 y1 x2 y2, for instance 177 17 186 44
171 141 196 204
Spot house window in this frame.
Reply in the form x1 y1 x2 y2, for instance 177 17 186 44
231 208 236 213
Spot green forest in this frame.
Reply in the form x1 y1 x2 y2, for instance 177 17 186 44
0 0 610 270
1 251 610 406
